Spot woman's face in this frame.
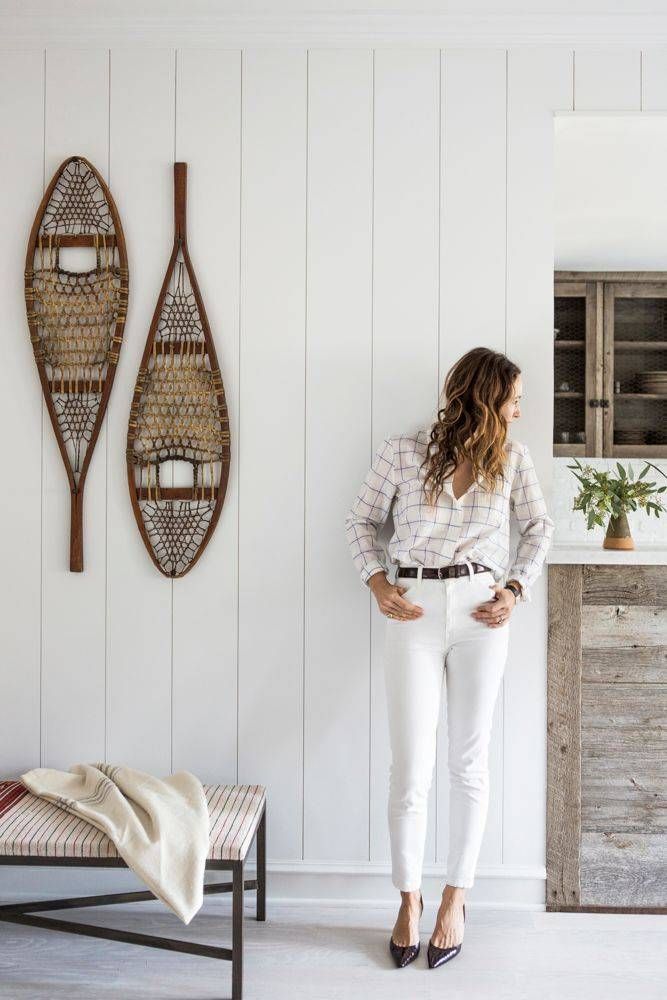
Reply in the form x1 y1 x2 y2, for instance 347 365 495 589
500 375 522 424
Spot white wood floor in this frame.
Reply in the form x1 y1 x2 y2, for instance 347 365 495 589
1 899 665 999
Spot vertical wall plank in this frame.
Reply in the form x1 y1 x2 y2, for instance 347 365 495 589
172 49 241 783
574 49 641 110
106 49 175 772
641 48 667 110
42 49 109 767
304 50 373 860
440 49 507 379
0 51 44 774
369 49 441 864
436 48 508 869
238 49 307 860
505 46 572 868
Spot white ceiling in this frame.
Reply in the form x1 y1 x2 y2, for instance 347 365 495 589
3 2 666 12
2 0 667 46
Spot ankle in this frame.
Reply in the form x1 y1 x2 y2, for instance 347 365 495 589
440 885 465 907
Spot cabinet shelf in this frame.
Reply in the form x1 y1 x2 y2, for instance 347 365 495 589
553 443 586 456
615 340 667 350
612 444 667 457
614 392 667 400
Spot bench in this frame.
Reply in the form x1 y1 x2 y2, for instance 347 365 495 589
0 779 266 1000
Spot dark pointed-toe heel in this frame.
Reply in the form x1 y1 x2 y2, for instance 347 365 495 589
389 892 424 968
427 901 465 969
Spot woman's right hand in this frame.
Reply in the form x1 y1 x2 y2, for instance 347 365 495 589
368 573 424 621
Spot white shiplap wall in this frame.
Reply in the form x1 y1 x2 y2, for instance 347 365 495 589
1 35 666 900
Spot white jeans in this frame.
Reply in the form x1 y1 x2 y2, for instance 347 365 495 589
383 560 510 891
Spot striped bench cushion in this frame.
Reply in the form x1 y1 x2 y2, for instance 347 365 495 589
0 780 264 863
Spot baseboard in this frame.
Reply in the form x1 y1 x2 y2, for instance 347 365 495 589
261 860 546 907
0 859 546 908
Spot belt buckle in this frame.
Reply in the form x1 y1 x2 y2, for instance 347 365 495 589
437 566 447 580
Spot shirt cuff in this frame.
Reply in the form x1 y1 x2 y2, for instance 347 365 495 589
506 574 531 603
361 562 388 587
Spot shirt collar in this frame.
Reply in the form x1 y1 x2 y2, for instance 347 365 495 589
441 468 482 501
417 433 485 498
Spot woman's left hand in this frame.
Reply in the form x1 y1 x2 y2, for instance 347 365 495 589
471 584 515 628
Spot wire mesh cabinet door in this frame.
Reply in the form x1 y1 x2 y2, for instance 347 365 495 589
554 277 603 457
602 279 667 458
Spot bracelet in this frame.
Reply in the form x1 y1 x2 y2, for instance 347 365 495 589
504 582 521 600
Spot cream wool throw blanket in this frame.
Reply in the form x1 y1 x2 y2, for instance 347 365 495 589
20 762 209 924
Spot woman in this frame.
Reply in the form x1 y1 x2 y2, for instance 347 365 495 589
344 347 554 970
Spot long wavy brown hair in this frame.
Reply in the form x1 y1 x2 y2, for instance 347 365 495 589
419 347 521 506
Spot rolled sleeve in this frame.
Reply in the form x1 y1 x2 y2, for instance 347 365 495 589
344 435 397 587
506 443 554 603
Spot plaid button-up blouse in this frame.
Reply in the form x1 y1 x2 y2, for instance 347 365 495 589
344 428 554 603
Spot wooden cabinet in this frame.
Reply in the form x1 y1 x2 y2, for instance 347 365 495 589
547 563 666 913
554 271 667 459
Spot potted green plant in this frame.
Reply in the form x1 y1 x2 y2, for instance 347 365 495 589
567 458 667 550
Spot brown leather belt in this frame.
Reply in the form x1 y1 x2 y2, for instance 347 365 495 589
396 562 491 580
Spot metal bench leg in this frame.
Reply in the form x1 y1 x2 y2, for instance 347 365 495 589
256 805 266 922
232 861 244 1000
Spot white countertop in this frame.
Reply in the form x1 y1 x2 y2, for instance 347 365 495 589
547 542 667 565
